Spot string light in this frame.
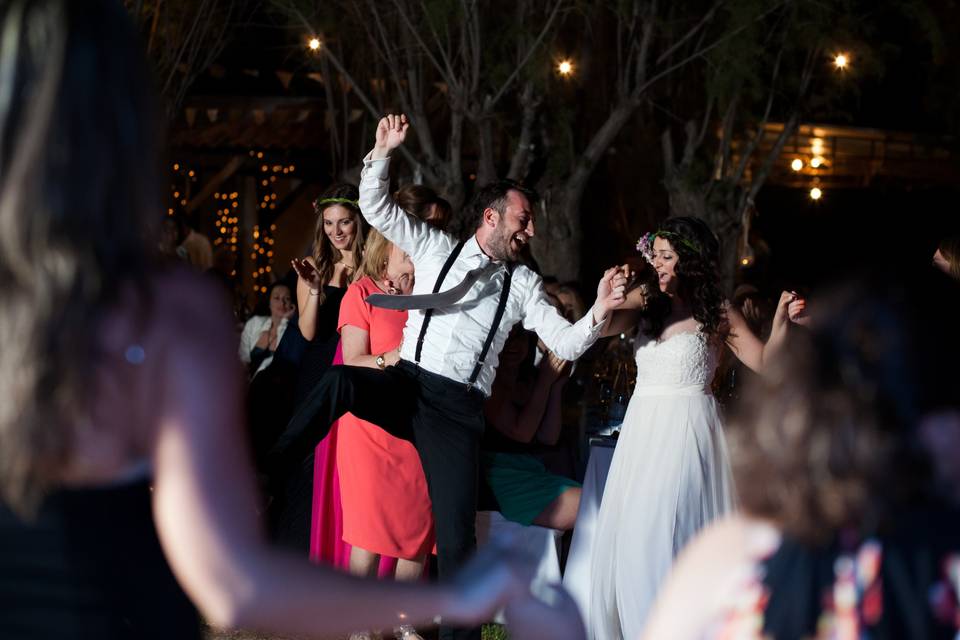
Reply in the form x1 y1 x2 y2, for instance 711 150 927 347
809 186 823 200
810 156 824 168
557 59 574 76
790 158 803 172
308 37 322 51
833 53 849 70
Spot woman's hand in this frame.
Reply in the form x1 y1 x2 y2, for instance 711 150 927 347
291 258 323 292
383 348 401 367
787 294 809 326
772 291 805 330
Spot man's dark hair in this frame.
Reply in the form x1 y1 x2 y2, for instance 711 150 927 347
466 179 539 231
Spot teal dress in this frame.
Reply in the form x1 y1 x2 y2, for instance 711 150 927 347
480 428 580 527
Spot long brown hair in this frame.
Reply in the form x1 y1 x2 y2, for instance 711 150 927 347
310 183 366 304
0 0 160 514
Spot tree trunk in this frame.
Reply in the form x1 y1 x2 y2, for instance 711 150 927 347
530 183 581 281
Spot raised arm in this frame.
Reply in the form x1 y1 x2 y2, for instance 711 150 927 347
149 274 529 637
726 291 805 373
359 114 446 263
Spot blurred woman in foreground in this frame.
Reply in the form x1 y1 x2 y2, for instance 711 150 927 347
0 2 532 638
641 273 960 639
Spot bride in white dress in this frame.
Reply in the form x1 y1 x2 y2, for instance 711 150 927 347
587 217 805 640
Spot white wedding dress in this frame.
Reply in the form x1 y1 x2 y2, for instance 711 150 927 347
587 329 734 640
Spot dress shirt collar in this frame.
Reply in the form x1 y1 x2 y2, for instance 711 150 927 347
461 234 510 273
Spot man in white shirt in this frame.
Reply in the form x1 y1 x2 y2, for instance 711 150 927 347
271 114 626 640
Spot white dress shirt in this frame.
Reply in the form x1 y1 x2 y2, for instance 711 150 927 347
359 153 605 396
239 315 288 377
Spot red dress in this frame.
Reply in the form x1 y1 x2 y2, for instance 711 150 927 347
336 276 435 559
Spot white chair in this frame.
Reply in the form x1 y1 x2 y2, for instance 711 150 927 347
475 510 564 623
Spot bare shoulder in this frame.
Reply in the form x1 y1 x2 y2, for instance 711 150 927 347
641 515 780 639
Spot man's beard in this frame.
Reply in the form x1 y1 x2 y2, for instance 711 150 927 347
488 228 518 262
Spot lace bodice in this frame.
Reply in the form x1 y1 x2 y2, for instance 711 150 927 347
633 331 718 388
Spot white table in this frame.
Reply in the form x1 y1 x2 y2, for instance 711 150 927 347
562 438 616 623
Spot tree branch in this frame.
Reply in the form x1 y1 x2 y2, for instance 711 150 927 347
486 0 565 110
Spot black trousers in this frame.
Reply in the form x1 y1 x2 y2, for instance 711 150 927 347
269 360 485 640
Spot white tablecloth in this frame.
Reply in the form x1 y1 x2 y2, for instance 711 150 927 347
476 510 564 623
562 441 616 622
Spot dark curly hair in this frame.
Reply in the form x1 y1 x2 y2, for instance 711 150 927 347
641 216 726 340
727 282 938 544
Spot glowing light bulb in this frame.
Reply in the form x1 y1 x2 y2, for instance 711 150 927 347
557 60 573 76
790 158 803 171
810 156 824 168
809 187 823 200
834 53 848 70
308 38 321 51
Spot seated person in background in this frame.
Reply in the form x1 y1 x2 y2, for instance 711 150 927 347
481 326 582 531
641 274 960 640
239 281 295 378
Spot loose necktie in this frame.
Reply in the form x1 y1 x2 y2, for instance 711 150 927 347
366 262 496 310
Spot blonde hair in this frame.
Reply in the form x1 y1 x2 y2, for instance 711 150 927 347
358 230 392 281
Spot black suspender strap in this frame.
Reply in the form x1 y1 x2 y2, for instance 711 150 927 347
468 264 515 385
415 240 466 364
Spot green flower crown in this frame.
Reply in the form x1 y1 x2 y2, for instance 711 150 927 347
314 196 359 210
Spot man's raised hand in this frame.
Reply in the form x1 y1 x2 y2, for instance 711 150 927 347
372 113 409 159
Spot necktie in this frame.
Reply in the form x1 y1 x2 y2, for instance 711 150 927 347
366 262 496 311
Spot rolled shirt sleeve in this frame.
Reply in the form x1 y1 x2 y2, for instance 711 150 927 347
358 152 445 264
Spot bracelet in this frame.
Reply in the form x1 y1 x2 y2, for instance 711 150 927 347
308 289 320 296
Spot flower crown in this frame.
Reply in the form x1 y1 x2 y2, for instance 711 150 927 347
313 196 359 211
635 230 700 263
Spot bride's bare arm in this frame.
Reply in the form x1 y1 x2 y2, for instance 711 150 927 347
148 273 525 636
600 285 645 337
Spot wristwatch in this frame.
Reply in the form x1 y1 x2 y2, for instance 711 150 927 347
375 353 386 369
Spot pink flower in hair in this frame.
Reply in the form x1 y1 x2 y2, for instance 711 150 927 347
636 232 655 264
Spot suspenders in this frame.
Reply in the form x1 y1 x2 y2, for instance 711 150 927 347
414 240 514 387
414 240 465 363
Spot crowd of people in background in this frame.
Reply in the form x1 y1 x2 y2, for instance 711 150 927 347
1 3 959 640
